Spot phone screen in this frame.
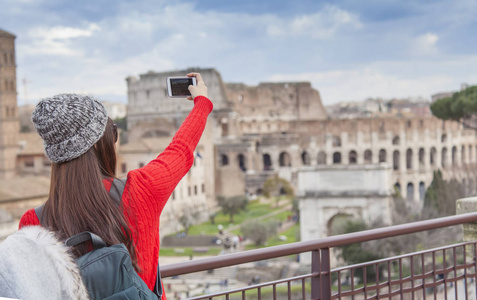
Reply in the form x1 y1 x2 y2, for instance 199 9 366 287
170 78 194 96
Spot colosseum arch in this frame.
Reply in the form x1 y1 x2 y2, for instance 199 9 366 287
441 134 447 143
430 147 436 166
302 151 311 166
452 146 457 166
333 152 342 164
263 153 272 170
469 145 473 162
349 151 357 164
220 154 229 166
238 153 247 171
394 182 401 193
327 213 355 236
392 136 400 145
406 149 413 170
317 151 326 165
332 136 341 147
364 150 372 164
407 183 414 202
418 148 425 169
379 149 386 163
393 150 400 170
442 147 448 168
419 182 425 201
461 145 466 163
279 152 292 167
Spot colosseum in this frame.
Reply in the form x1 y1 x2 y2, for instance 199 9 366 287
127 68 477 210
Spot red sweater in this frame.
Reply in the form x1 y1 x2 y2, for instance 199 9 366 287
19 96 213 297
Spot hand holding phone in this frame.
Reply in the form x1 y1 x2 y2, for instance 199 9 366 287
186 73 208 100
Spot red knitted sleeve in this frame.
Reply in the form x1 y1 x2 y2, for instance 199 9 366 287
19 208 40 228
121 96 213 290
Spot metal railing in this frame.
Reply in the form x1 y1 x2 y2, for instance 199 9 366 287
160 212 477 299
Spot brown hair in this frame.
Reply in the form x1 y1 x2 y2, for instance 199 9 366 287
42 118 138 269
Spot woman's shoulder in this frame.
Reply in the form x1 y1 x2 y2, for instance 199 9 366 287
19 208 40 228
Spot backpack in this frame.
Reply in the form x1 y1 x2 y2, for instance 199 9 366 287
35 178 163 300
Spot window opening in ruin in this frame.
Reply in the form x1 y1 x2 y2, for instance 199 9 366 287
441 147 447 168
10 53 14 64
392 136 400 145
441 134 447 143
379 122 385 133
349 151 357 164
43 159 51 167
279 152 291 167
418 148 425 168
25 159 34 168
263 154 272 170
201 184 205 193
194 185 198 195
406 149 413 170
469 145 473 162
332 136 341 147
452 146 457 166
393 150 400 170
121 163 127 173
139 162 144 168
221 123 228 136
430 147 436 166
394 182 401 193
419 120 424 127
188 187 191 196
3 53 7 64
317 151 326 165
406 120 412 128
238 154 247 171
461 145 466 163
419 182 425 201
221 154 229 166
333 152 341 164
301 151 311 165
379 149 386 163
364 150 372 164
146 90 150 98
407 183 414 202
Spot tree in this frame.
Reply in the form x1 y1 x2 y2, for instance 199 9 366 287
178 207 199 235
241 220 279 246
263 176 294 207
430 85 477 129
335 220 383 283
217 195 248 223
423 170 465 218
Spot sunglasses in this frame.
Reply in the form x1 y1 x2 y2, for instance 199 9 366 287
112 122 118 143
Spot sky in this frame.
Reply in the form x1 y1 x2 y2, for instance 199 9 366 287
1 0 476 105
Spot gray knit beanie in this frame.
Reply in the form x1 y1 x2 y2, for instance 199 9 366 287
32 93 108 164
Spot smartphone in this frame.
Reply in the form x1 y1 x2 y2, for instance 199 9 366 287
166 76 197 98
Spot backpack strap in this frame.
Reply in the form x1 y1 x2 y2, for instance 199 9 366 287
65 231 107 250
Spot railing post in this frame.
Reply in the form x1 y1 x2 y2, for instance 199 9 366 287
311 250 321 299
320 248 331 300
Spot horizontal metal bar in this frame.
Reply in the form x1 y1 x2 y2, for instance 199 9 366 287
161 212 477 277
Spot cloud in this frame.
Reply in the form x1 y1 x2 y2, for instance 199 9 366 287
412 33 439 56
268 65 463 104
267 5 362 39
23 24 100 56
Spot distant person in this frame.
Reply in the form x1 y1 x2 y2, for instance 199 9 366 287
18 73 213 299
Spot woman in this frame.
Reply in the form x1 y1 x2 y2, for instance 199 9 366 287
19 73 212 299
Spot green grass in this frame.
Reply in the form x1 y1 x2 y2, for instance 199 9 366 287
187 199 291 236
245 223 300 250
159 247 222 257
